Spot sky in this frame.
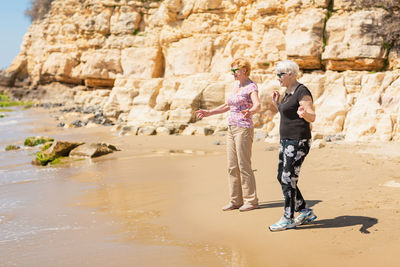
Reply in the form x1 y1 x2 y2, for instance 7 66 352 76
0 1 31 70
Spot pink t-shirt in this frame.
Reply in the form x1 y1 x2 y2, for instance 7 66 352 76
227 82 258 128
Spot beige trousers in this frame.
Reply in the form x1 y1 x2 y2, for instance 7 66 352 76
226 125 258 206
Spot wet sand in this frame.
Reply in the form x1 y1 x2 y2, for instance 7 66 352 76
1 107 400 266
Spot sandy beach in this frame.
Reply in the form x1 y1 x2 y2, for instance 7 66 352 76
1 107 400 266
2 0 400 265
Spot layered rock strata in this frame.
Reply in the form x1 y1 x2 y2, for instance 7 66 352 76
1 0 399 141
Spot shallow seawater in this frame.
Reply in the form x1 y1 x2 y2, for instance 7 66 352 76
0 107 236 266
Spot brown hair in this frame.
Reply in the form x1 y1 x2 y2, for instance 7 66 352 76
231 58 251 76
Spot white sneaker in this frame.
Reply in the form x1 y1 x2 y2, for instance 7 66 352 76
269 217 296 231
294 209 317 226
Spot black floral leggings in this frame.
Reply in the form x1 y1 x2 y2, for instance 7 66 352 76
277 139 311 219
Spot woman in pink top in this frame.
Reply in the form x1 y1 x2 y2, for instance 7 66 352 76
195 58 261 212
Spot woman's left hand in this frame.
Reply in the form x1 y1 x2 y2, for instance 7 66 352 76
298 95 316 122
241 109 252 118
297 105 306 118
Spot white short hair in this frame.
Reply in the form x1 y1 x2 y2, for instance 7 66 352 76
275 60 300 77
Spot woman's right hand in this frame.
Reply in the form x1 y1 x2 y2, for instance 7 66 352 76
195 109 210 119
272 91 280 104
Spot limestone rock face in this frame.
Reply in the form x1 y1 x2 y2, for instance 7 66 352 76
79 49 122 87
103 75 140 117
285 9 326 69
80 8 112 35
0 55 28 86
313 72 348 134
165 74 225 124
74 89 110 107
389 48 400 70
381 75 400 141
322 10 386 71
121 46 164 78
164 37 213 76
2 0 400 142
41 52 81 84
110 10 141 35
154 79 181 111
200 81 230 110
343 73 398 141
126 78 166 125
257 29 286 67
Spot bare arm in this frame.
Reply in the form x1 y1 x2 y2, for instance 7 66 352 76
271 90 280 110
298 95 315 123
195 103 230 119
242 91 261 118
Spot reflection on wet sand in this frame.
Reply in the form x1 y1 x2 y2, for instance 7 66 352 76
71 160 245 266
3 107 400 266
0 107 242 266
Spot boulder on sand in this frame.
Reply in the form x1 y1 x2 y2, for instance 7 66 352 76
33 141 83 166
69 143 119 158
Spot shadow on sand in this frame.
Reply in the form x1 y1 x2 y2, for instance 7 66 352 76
258 199 322 209
297 215 378 234
259 200 378 234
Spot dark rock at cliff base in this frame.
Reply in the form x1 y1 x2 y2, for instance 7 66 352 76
72 120 86 127
35 103 64 109
87 111 114 126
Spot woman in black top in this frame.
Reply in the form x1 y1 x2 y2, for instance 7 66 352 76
269 60 317 231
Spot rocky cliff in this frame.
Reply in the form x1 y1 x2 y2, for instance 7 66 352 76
1 0 399 141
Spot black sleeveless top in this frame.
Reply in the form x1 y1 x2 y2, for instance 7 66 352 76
278 84 313 140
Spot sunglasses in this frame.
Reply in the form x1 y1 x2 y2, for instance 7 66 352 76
231 68 239 74
277 72 287 78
